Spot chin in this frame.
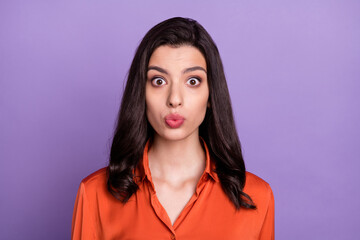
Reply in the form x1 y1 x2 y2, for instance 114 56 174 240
159 132 188 141
155 128 198 142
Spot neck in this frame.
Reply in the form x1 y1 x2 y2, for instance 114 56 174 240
148 133 206 182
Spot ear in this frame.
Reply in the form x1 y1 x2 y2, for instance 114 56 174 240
207 101 211 108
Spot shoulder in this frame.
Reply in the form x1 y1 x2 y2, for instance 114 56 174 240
78 167 108 196
244 171 272 193
243 172 275 237
82 167 107 184
244 171 274 207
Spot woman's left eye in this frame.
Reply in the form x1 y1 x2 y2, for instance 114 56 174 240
186 77 201 86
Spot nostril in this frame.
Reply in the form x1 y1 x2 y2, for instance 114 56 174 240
169 102 181 107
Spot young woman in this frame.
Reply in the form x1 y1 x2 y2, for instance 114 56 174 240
72 17 274 240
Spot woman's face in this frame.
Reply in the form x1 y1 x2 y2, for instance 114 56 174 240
145 45 209 141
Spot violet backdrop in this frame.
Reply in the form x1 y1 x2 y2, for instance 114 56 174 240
0 0 359 239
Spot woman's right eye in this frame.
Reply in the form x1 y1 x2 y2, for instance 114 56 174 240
151 77 166 86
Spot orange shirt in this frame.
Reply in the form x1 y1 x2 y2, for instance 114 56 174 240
72 139 274 239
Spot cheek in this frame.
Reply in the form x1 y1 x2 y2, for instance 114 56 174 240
191 92 209 121
145 95 161 129
197 88 209 109
145 98 155 119
145 87 154 117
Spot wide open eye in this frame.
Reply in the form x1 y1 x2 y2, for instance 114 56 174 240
186 77 201 86
151 77 166 86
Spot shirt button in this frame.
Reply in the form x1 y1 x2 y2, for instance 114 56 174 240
170 234 176 240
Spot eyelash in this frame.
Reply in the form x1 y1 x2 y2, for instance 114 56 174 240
150 76 202 87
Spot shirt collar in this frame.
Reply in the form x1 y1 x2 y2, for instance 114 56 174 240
134 137 219 183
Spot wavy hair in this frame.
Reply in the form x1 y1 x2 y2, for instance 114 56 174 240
107 17 256 210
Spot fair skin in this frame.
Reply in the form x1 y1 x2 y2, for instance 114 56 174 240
145 44 209 225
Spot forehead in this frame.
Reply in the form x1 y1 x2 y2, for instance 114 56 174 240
148 45 207 70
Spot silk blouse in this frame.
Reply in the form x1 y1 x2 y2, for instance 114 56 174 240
72 138 274 239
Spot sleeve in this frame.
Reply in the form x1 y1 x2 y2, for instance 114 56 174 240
71 182 97 240
258 184 275 240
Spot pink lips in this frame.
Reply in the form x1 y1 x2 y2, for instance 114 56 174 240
165 113 185 128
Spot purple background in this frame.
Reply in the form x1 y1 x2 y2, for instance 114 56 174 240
1 1 359 239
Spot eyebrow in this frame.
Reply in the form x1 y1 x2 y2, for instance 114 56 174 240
147 65 207 75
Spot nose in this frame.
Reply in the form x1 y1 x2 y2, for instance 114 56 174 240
167 82 182 108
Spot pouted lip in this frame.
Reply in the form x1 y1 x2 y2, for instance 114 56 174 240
165 113 185 120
